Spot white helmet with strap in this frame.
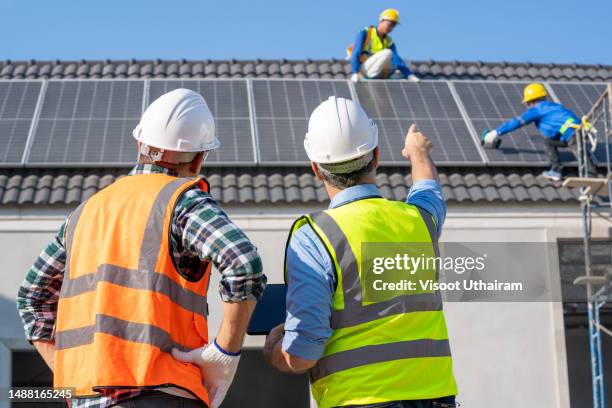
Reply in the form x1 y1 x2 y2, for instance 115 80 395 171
304 96 378 173
133 88 219 163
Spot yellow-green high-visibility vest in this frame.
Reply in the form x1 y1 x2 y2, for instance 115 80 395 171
285 197 457 408
346 26 394 61
362 26 394 59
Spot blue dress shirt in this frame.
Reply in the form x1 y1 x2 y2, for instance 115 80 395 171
282 180 446 360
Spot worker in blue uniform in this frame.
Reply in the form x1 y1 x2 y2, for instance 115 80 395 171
348 9 419 83
482 83 597 181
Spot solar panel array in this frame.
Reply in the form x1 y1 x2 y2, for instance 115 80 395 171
549 82 610 164
0 81 42 165
148 80 255 164
0 78 608 168
355 81 484 164
252 80 353 163
27 80 144 165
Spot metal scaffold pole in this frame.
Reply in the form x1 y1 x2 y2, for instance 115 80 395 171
565 84 612 408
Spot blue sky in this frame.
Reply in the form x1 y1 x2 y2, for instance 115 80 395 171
2 0 610 65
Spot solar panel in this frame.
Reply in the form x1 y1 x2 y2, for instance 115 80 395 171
252 79 352 164
453 81 564 165
549 82 610 164
355 81 484 165
0 81 42 165
148 80 255 164
550 82 607 116
27 80 144 166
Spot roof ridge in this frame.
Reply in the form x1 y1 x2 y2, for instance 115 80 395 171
3 58 609 81
2 58 611 69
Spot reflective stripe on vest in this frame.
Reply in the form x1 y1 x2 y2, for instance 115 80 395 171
285 198 457 407
310 338 452 381
54 174 211 403
559 117 578 135
310 210 442 330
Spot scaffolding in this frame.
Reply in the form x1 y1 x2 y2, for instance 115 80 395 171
563 84 612 408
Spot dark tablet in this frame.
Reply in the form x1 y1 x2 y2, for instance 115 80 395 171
247 284 287 335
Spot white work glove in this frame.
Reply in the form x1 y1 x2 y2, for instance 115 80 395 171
172 340 241 408
483 130 499 145
406 74 420 83
350 73 360 82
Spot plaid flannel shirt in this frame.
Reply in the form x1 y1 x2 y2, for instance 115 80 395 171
16 164 266 408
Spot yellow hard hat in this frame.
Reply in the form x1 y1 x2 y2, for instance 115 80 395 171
522 83 548 103
379 8 400 23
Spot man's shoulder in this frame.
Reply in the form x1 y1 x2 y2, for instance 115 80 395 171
173 182 219 218
289 215 316 239
178 181 214 200
288 216 325 251
539 101 565 111
286 218 335 281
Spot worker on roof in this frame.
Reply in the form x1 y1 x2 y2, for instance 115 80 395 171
17 89 266 408
482 82 598 181
349 8 420 82
262 97 458 407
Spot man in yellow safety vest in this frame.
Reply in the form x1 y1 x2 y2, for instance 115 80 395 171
348 9 420 82
263 96 457 407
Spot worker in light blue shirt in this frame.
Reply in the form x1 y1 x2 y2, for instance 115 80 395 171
279 180 446 362
348 8 419 83
482 83 597 181
263 96 457 407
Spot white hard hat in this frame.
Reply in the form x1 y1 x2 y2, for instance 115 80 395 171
304 96 378 164
133 88 219 154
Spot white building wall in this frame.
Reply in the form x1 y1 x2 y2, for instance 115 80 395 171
0 203 610 408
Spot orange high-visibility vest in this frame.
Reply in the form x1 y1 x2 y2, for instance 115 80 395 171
54 173 212 405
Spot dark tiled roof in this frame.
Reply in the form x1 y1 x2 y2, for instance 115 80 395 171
0 168 580 206
1 59 611 82
0 58 603 206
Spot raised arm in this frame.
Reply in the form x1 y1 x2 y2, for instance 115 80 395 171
496 106 541 136
402 123 437 181
402 124 446 236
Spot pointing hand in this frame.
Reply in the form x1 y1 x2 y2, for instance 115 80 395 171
402 124 432 159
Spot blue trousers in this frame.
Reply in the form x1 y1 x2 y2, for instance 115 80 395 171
351 395 457 408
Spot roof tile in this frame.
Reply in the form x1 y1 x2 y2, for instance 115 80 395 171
441 185 455 201
33 174 53 205
452 186 471 202
221 174 238 203
0 164 587 207
482 185 501 201
498 186 517 202
510 185 530 202
526 185 545 201
467 185 485 202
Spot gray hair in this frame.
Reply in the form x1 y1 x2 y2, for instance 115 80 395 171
317 152 375 189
